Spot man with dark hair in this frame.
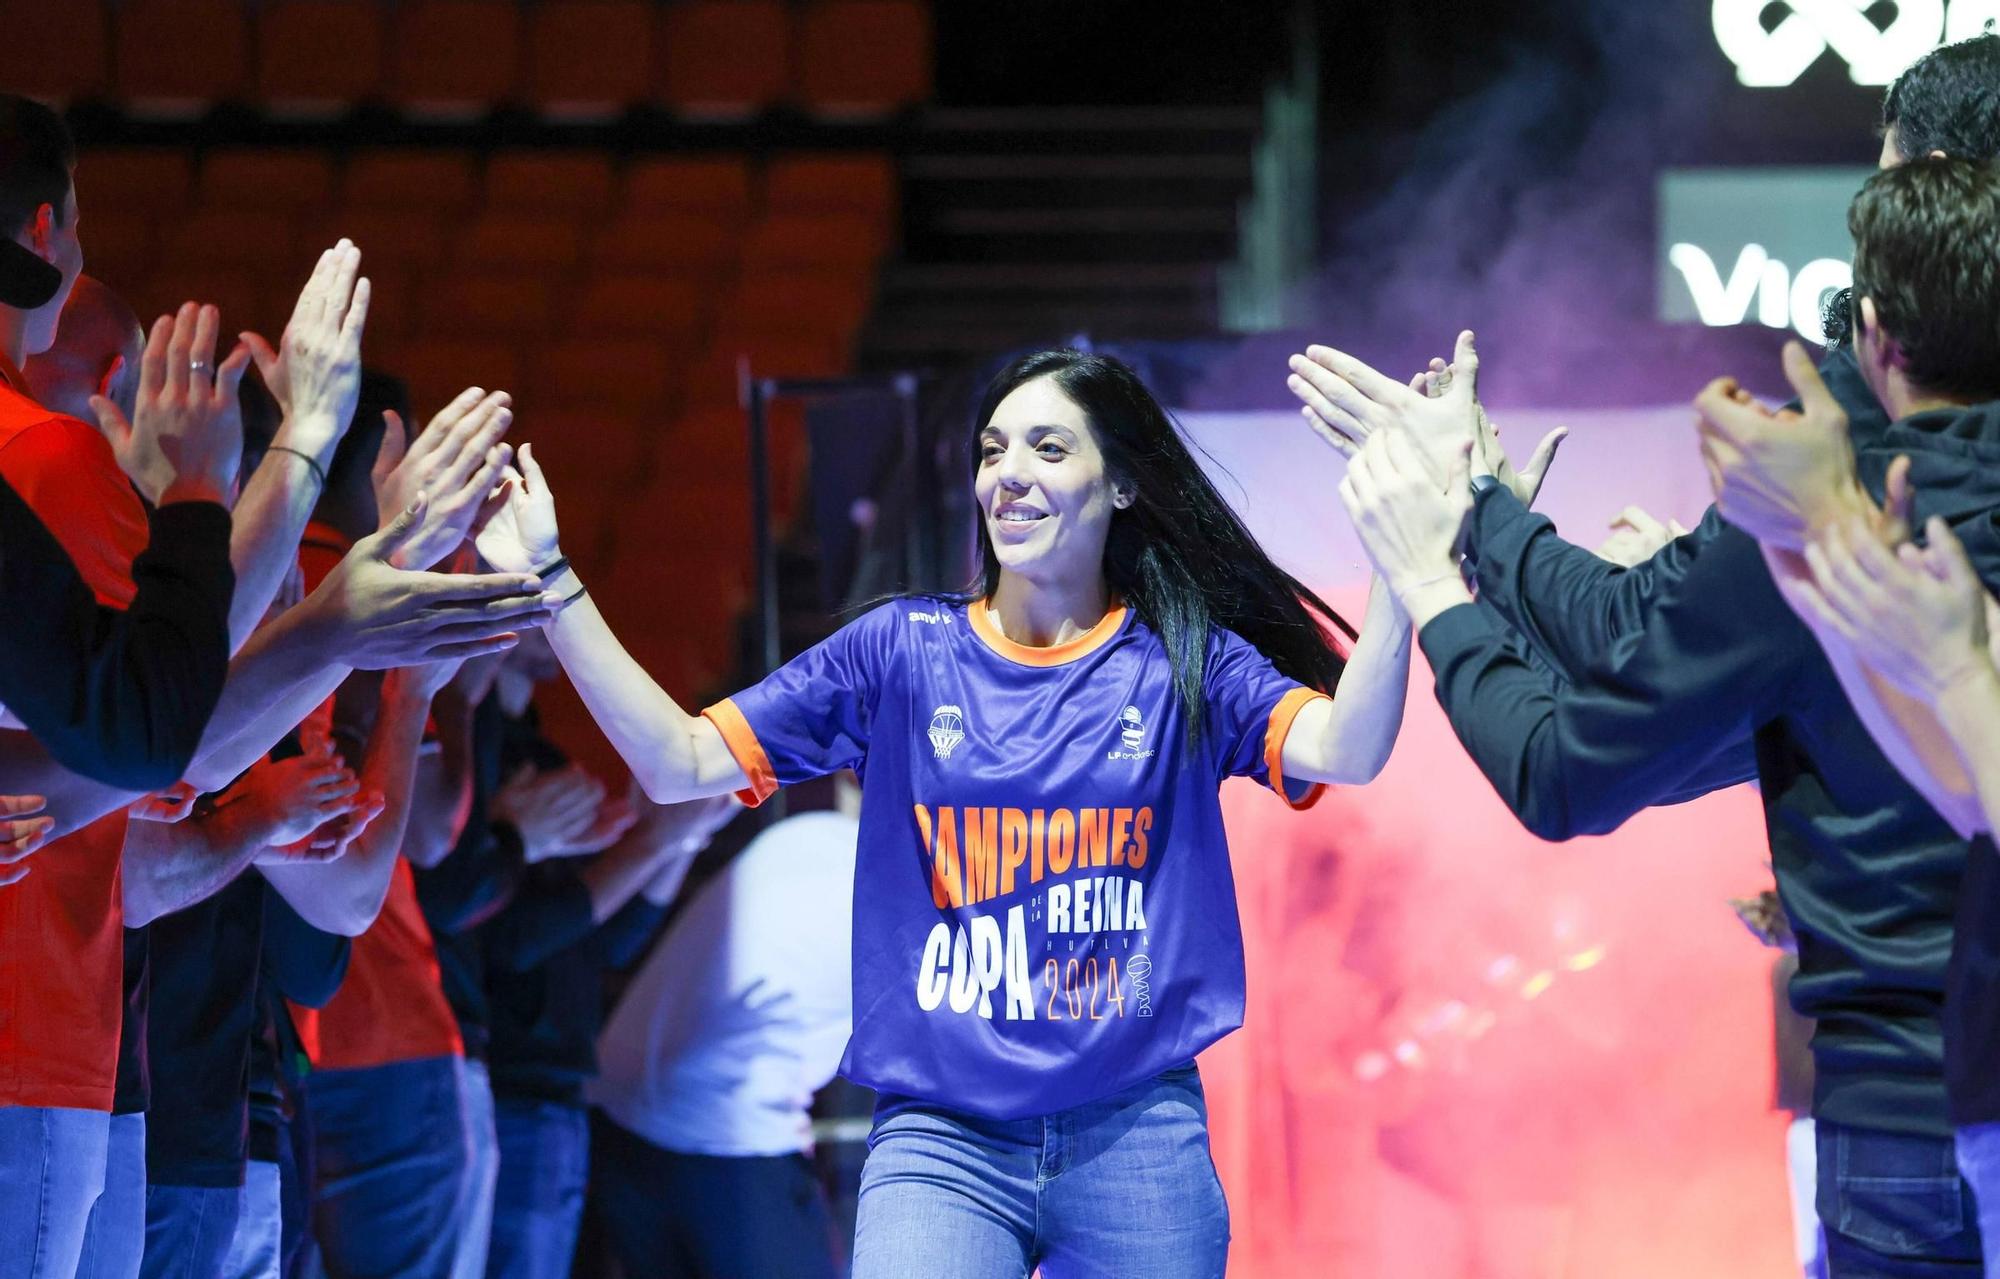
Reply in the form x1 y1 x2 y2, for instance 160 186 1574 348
1880 33 2000 167
1322 154 2000 1278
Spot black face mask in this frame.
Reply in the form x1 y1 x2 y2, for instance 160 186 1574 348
0 237 58 310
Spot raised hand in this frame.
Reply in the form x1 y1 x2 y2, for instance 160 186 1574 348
91 302 251 508
1338 430 1475 628
494 763 608 862
269 787 386 863
474 443 563 576
294 493 561 669
1419 353 1568 508
219 742 367 853
1696 341 1875 551
130 782 201 824
372 389 517 570
242 241 370 464
1788 514 1995 703
0 794 53 887
1289 330 1483 487
1595 506 1690 568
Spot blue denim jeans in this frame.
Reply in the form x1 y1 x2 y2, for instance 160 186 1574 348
301 1055 473 1279
850 1063 1229 1279
1815 1120 1983 1276
0 1105 112 1279
140 1183 240 1279
455 1060 497 1279
485 1098 588 1279
217 1160 281 1279
1953 1123 2000 1277
76 1111 147 1279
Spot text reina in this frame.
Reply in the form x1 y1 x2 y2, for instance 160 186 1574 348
913 804 1155 908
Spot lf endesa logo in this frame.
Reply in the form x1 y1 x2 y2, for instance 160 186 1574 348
1715 0 1999 87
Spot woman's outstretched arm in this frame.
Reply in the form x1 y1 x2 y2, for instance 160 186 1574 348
1281 576 1413 786
479 445 747 803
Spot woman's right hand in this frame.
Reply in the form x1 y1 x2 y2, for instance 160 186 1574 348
0 794 52 887
474 443 563 576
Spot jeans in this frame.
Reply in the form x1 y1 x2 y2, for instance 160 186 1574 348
592 1114 839 1279
301 1055 473 1279
850 1064 1229 1279
1952 1123 2000 1277
140 1183 241 1279
274 1115 314 1279
218 1161 281 1279
485 1098 588 1279
455 1060 497 1279
0 1106 113 1279
1790 1117 1830 1279
1816 1120 1983 1276
76 1112 147 1279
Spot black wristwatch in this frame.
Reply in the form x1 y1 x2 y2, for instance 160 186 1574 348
1468 473 1503 498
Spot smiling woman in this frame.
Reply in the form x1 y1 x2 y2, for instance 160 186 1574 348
475 345 1417 1279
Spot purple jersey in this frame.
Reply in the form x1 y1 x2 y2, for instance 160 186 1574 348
704 596 1328 1118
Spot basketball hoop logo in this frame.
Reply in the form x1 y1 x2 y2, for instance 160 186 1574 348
1711 0 1991 88
928 705 966 761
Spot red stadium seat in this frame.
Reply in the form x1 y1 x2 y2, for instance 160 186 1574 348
525 0 653 120
567 275 711 343
0 1 110 103
763 153 897 221
621 157 755 222
391 0 523 118
159 209 300 277
536 339 684 415
139 267 268 337
591 213 740 276
80 149 195 217
256 1 387 115
794 0 931 117
738 212 889 271
395 338 524 421
420 274 557 339
720 268 874 345
78 211 157 298
656 1 792 118
200 150 338 215
454 215 587 276
342 150 481 215
484 153 618 219
114 0 252 114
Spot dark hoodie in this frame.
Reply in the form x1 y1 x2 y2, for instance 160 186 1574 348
1419 348 2000 1135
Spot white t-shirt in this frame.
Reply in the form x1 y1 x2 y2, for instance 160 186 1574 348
589 810 857 1156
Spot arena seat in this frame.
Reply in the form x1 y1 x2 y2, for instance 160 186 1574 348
0 1 110 103
391 0 522 117
656 1 793 118
568 275 711 344
795 0 932 117
199 150 338 215
621 156 757 223
114 0 251 114
454 214 587 273
81 149 196 217
420 274 557 340
763 153 898 222
536 339 685 415
525 0 654 119
256 1 387 115
342 150 482 215
591 212 742 276
484 153 618 219
397 338 524 420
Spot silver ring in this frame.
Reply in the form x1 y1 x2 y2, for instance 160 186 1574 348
189 359 211 376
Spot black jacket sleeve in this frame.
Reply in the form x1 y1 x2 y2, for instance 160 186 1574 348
479 866 600 974
1418 522 1788 841
0 484 233 790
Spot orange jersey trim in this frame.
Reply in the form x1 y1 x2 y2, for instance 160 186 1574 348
703 697 778 808
1264 686 1332 810
967 597 1128 668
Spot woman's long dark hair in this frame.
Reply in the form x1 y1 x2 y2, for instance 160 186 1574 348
968 349 1356 741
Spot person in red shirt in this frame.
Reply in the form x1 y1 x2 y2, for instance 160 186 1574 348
0 96 557 1278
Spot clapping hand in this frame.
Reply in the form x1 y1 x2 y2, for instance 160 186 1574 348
474 444 563 577
242 240 370 466
91 302 251 508
371 388 516 570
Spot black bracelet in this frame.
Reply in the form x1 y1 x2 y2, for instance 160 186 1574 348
533 554 571 581
267 445 327 489
562 582 588 605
